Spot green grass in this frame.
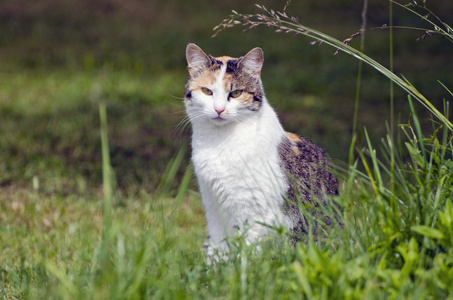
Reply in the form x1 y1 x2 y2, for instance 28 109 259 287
1 0 453 299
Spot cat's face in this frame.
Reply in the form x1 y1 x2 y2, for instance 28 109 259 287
185 44 265 126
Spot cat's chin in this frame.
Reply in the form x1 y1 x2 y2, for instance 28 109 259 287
210 116 230 125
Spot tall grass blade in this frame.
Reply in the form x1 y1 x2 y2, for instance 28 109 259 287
156 148 186 197
99 103 114 231
356 145 378 196
155 148 186 237
169 165 193 222
408 96 426 158
350 0 368 166
439 81 453 97
441 100 450 161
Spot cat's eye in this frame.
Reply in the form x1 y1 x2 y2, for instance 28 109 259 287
229 90 243 98
201 87 213 96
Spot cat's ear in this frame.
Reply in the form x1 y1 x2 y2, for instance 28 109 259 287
239 47 264 76
186 43 211 77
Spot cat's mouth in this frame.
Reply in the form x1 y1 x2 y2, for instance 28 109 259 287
212 116 226 121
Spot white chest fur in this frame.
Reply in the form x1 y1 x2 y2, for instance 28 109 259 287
190 102 292 249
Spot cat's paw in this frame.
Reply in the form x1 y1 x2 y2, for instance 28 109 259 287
205 241 230 264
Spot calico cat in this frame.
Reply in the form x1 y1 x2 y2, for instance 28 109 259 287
184 43 338 259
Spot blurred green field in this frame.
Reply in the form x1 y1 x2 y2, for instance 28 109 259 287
1 0 452 194
1 0 453 298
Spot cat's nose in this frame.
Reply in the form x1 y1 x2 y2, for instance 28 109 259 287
215 108 225 116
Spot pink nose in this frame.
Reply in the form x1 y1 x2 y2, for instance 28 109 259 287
215 108 225 116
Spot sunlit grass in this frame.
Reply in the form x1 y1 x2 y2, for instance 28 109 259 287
2 75 452 299
1 1 453 299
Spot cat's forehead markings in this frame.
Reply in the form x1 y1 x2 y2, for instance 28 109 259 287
222 73 233 91
191 62 228 91
208 56 234 71
193 71 218 88
213 56 236 64
221 57 242 90
224 78 232 91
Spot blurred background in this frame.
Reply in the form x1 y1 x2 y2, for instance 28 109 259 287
0 0 452 196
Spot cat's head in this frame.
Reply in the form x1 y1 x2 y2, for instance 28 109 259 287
184 43 265 126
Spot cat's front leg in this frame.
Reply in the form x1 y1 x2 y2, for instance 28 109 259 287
204 208 230 263
198 181 231 262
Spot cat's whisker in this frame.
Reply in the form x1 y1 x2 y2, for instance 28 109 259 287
169 109 189 116
173 113 204 139
173 120 190 136
175 115 196 133
176 113 207 134
168 94 186 101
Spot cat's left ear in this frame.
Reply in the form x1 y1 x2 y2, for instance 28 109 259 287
239 47 264 76
186 43 211 77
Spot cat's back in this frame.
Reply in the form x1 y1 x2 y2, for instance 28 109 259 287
279 131 338 205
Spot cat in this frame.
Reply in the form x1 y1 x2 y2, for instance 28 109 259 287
184 43 338 260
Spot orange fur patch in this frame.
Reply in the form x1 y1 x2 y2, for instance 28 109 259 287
285 132 302 155
238 92 253 106
189 70 218 91
223 73 232 91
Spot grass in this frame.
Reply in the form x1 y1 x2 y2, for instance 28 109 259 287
1 0 453 299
